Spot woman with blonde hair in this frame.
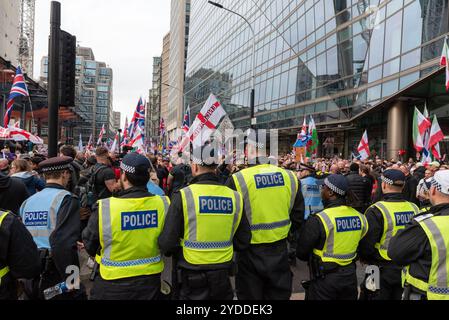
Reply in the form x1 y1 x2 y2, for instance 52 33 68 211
10 159 45 195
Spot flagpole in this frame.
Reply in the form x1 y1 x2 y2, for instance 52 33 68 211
27 96 35 133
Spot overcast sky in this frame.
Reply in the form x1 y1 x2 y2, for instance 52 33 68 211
34 0 171 127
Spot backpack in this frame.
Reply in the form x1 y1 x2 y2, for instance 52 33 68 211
77 164 106 209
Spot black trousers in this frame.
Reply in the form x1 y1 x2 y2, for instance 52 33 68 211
178 269 233 301
359 265 403 300
306 264 358 300
90 274 161 300
236 241 292 300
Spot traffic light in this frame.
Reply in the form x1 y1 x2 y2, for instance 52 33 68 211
59 30 76 107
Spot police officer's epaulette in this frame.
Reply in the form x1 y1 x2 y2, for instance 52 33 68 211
414 213 434 223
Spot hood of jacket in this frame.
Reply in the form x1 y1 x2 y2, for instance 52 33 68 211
0 172 11 190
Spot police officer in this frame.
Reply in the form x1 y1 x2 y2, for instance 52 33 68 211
299 163 324 220
389 170 449 300
158 147 251 300
227 157 304 300
20 156 85 300
358 169 420 300
0 210 41 300
83 153 170 300
296 174 368 300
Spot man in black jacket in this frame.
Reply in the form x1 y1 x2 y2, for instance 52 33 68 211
0 210 41 300
346 163 372 213
400 165 419 206
159 149 251 300
0 172 29 215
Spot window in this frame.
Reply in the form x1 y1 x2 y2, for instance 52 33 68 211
384 11 402 61
97 85 109 92
85 61 97 69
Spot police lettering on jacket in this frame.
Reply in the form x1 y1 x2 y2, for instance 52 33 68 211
394 211 414 226
24 211 49 227
199 196 233 214
121 211 158 231
254 173 285 189
335 216 362 232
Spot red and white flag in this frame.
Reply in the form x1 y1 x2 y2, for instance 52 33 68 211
429 115 445 159
87 134 93 150
179 94 227 149
440 36 449 91
357 130 370 160
110 133 119 153
7 126 43 144
97 124 106 146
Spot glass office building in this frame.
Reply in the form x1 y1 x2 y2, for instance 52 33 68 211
41 47 114 143
185 0 449 158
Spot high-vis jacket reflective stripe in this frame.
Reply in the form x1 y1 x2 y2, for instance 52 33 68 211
372 201 420 261
97 196 169 280
20 188 70 249
313 206 368 266
0 211 10 285
301 176 323 220
233 164 298 244
417 216 449 300
180 184 243 265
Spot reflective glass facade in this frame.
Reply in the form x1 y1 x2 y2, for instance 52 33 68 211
185 0 449 153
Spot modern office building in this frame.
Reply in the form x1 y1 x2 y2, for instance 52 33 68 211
41 46 114 143
147 57 162 142
161 32 171 127
167 0 190 139
0 0 21 67
112 111 121 131
185 0 449 159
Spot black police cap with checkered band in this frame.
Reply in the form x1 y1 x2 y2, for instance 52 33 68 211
324 174 348 196
120 152 150 175
381 169 405 186
39 156 73 173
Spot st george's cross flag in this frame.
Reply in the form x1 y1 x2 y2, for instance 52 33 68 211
97 124 106 146
357 130 370 160
179 94 227 149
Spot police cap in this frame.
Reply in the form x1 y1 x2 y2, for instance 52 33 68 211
39 156 73 173
381 169 405 186
431 170 449 195
120 152 150 175
324 174 348 196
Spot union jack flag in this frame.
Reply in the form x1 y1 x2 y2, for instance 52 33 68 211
182 106 190 133
128 98 145 140
4 66 29 128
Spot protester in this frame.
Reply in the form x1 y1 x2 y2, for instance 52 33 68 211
10 159 45 196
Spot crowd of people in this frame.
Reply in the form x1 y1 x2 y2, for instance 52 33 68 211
1 142 449 301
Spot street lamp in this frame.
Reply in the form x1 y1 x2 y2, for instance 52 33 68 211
208 1 256 129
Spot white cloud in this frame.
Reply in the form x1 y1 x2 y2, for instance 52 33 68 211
34 0 170 127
